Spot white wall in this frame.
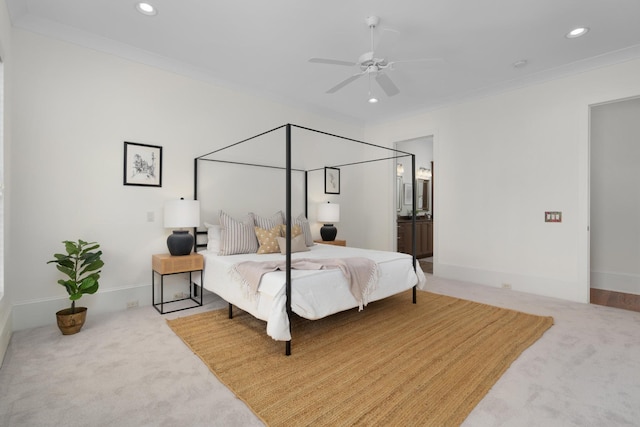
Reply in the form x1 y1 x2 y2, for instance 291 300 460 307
366 59 640 303
590 97 640 294
7 28 366 330
0 0 12 364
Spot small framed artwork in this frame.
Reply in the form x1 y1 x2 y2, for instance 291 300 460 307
123 141 162 187
403 183 413 205
324 167 340 194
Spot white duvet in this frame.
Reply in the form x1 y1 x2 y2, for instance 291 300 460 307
195 243 427 341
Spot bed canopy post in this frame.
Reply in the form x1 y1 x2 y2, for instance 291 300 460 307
304 171 308 218
411 154 417 304
285 123 293 356
193 157 199 253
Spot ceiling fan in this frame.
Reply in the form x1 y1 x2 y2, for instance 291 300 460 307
309 16 441 102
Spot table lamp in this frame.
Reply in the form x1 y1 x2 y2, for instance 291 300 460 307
164 198 200 256
317 202 340 241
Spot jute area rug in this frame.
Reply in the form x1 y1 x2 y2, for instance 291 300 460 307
167 290 553 426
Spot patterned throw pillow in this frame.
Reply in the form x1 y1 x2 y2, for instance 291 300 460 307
218 211 258 255
255 226 282 254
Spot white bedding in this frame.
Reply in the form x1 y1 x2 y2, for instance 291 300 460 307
195 243 427 341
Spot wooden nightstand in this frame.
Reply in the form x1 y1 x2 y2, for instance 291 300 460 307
314 239 346 247
152 253 204 314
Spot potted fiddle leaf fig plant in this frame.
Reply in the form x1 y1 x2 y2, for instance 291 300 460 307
47 239 104 335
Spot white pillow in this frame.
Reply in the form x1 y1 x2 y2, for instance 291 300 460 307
276 234 310 254
218 211 258 255
204 222 221 252
292 213 314 247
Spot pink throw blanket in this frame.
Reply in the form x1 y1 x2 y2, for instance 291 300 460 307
231 257 379 310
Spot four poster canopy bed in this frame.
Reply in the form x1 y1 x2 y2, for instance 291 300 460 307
193 124 425 355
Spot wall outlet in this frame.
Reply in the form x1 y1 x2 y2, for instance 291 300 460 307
501 283 512 290
126 300 139 309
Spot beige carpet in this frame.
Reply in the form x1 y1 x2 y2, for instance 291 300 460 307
167 290 553 426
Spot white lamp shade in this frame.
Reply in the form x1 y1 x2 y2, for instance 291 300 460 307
164 199 200 228
317 203 340 223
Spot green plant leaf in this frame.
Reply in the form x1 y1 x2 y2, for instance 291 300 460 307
56 265 76 278
79 277 95 290
82 251 102 264
55 258 74 267
82 244 100 253
83 283 99 294
80 260 104 275
64 241 80 255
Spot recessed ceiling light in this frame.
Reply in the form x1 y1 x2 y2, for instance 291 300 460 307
136 2 157 16
368 97 379 104
566 27 589 38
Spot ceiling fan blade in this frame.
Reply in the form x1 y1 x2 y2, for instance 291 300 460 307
309 58 357 67
375 72 400 97
326 73 364 94
387 58 445 69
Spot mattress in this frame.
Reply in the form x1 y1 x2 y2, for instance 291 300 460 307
195 243 426 341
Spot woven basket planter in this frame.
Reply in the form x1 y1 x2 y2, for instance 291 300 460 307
55 307 88 335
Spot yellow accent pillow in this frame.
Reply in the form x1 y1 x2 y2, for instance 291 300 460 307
255 226 282 254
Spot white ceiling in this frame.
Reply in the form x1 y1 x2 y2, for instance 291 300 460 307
7 0 640 124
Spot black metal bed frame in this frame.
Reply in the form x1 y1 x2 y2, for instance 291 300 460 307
193 123 418 355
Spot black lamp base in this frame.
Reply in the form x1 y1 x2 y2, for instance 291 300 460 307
320 224 337 241
167 230 194 256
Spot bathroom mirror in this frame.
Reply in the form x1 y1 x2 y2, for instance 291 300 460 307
416 179 430 211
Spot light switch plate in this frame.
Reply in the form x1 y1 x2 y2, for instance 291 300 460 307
545 211 562 222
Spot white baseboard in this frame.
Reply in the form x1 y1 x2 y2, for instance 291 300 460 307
591 270 640 294
434 262 588 303
11 284 152 331
0 294 12 367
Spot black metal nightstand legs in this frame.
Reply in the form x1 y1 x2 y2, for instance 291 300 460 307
152 270 203 314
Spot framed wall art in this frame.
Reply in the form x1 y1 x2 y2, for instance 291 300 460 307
324 167 340 194
123 141 162 187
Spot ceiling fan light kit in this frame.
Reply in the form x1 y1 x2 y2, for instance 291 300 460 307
566 27 589 38
309 16 441 102
135 2 157 16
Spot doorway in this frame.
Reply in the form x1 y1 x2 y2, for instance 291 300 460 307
394 136 434 273
589 96 640 312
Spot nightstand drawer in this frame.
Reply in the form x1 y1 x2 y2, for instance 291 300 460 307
152 253 203 275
